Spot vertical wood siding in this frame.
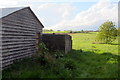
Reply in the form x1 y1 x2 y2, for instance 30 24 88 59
1 8 43 69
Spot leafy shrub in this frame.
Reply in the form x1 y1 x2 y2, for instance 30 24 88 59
79 49 83 52
44 53 56 65
53 50 64 59
64 59 77 70
38 42 49 65
39 42 49 55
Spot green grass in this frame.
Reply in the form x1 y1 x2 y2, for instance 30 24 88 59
71 32 118 55
2 32 119 79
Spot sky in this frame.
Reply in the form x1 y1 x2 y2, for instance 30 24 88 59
0 0 119 31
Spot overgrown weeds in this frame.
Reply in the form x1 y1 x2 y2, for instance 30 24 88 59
2 49 118 78
2 33 119 79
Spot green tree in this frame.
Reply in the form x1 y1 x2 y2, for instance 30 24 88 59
95 21 117 44
81 30 84 33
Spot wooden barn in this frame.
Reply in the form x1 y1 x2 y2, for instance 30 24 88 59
0 7 44 69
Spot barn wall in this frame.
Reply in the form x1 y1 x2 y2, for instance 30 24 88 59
0 9 2 71
1 8 43 68
42 34 72 54
0 19 2 72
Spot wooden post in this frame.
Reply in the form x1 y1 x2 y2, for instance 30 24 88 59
34 32 41 57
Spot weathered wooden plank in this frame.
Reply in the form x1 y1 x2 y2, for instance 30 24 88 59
2 49 36 59
2 45 36 52
2 23 39 31
1 7 43 69
2 25 38 32
2 43 35 49
2 39 36 43
2 53 33 68
2 28 36 34
1 32 41 36
2 21 41 31
3 51 35 58
2 19 41 30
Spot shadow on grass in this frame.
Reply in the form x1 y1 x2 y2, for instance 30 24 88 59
2 49 119 78
92 42 120 45
69 49 118 57
109 43 120 45
67 49 118 78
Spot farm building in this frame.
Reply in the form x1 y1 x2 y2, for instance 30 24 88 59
42 33 72 54
0 7 44 69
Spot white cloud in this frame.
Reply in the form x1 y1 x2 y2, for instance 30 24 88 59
0 0 18 8
37 3 76 27
48 0 118 31
39 3 76 19
20 0 119 2
0 0 118 31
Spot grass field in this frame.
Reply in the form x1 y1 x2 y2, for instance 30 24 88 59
2 32 119 78
71 32 118 55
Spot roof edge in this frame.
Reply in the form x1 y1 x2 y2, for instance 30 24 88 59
26 7 44 28
1 7 44 28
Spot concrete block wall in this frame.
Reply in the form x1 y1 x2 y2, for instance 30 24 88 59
42 33 72 54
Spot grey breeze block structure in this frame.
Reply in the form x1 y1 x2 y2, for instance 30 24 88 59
42 33 72 54
0 7 44 69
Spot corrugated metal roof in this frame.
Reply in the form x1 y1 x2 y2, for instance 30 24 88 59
0 7 25 18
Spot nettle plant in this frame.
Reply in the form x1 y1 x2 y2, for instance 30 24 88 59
53 50 64 59
39 42 49 55
38 42 49 65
